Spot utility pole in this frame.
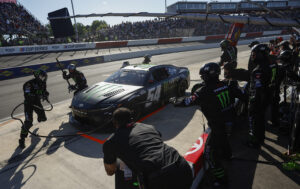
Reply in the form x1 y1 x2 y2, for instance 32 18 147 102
70 0 79 42
165 0 167 13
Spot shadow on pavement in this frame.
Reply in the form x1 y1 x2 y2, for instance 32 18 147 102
0 129 41 189
200 114 300 189
143 104 198 141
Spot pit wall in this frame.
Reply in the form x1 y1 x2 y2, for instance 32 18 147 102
0 30 287 56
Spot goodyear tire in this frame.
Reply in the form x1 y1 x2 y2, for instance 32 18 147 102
132 105 142 122
177 80 188 97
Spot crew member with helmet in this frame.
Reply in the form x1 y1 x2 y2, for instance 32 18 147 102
248 44 273 147
171 62 246 187
103 107 193 189
219 39 238 79
225 40 260 82
62 64 88 95
143 54 152 64
278 40 298 71
19 69 49 149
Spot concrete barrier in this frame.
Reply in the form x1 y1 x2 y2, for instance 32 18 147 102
0 30 287 56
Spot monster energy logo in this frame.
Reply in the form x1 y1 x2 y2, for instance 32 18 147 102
216 90 230 109
36 90 43 95
271 68 276 83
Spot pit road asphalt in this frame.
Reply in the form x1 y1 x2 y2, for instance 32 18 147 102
0 45 249 121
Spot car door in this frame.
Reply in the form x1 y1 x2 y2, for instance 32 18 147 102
162 66 180 98
144 68 167 108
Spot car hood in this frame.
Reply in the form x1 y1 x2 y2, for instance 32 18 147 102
72 82 143 109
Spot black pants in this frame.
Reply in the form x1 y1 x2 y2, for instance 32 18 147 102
146 158 193 189
204 129 232 181
270 89 280 127
20 100 46 139
249 104 268 144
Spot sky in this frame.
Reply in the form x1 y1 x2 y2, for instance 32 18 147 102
17 0 241 26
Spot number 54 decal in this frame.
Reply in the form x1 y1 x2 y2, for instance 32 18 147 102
145 85 161 107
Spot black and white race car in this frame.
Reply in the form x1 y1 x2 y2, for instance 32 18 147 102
70 63 190 129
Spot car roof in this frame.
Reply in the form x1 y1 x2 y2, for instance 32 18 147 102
122 64 157 71
122 64 177 71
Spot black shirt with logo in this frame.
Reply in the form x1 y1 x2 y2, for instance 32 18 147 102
103 123 182 175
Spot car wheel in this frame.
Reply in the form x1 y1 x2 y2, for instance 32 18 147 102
191 83 203 94
132 105 142 122
177 80 188 97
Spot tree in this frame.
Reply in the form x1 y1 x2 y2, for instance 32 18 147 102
45 23 53 36
91 20 108 34
75 22 88 37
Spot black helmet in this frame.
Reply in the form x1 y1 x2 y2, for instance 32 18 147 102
121 61 130 68
278 50 292 64
34 69 47 82
199 62 220 82
249 41 260 48
220 39 230 49
143 54 151 64
251 44 270 65
68 64 76 72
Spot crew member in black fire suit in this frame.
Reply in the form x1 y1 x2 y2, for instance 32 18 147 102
224 40 260 82
143 54 152 64
171 63 246 187
19 70 49 149
63 64 88 95
219 39 238 79
103 107 193 189
248 44 273 147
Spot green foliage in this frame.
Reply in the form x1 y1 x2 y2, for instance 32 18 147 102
91 20 108 33
45 23 53 36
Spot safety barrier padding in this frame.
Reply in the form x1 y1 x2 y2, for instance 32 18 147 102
157 38 183 44
127 39 158 46
245 32 263 38
0 30 289 56
205 35 226 40
96 41 128 49
185 129 209 189
0 56 104 81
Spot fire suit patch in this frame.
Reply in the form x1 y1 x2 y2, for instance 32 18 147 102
255 79 262 88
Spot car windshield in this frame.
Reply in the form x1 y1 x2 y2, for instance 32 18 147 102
105 69 148 86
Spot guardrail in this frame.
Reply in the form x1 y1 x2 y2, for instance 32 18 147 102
0 35 290 81
0 30 287 56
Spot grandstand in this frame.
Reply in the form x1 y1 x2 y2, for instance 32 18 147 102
167 0 300 14
1 0 299 46
0 0 47 46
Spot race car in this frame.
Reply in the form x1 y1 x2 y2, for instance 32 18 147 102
70 63 190 129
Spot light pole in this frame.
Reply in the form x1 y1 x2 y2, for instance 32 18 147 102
165 0 167 13
70 0 79 42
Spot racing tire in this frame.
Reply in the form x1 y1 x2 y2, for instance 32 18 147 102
177 80 188 97
191 83 203 94
132 105 142 122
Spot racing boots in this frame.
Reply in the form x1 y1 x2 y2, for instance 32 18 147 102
37 116 47 122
